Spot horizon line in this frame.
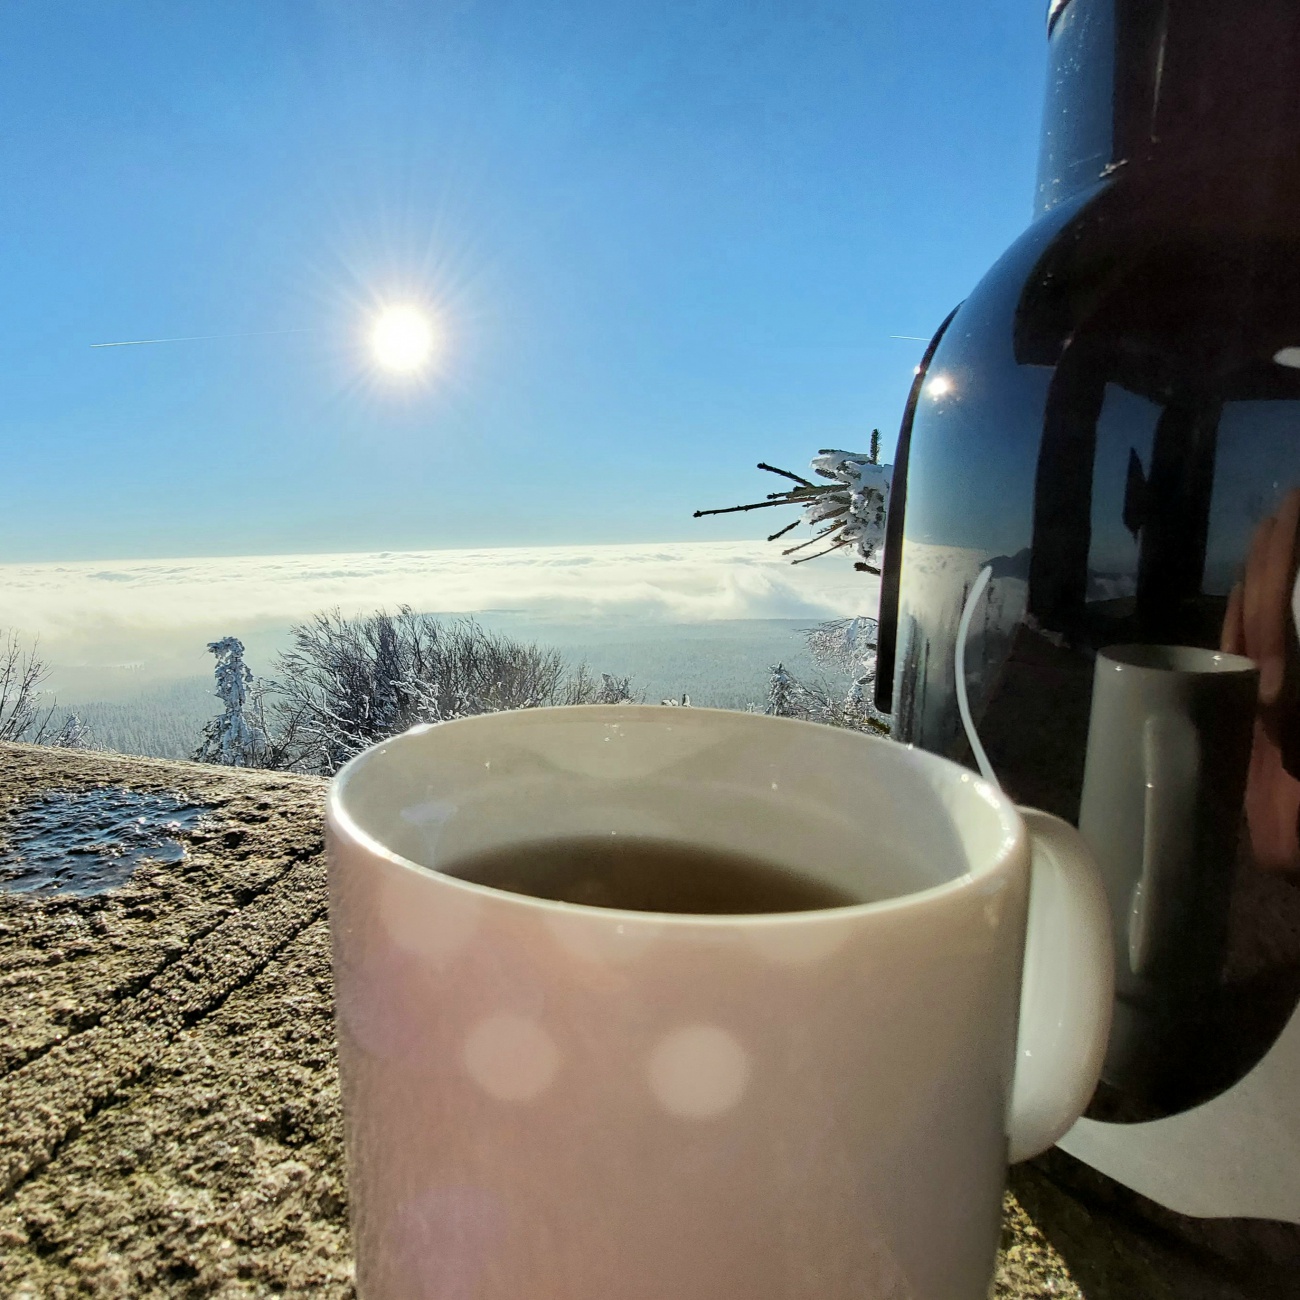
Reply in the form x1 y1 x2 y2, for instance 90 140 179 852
0 536 775 569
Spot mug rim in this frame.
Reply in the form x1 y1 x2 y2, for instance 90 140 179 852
1097 643 1258 676
327 704 1026 927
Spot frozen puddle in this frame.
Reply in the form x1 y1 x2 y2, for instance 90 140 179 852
0 787 211 896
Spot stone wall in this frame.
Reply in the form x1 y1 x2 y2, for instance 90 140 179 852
1 740 1282 1298
0 744 348 1295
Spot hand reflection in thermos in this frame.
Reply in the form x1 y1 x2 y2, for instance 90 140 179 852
1222 488 1300 877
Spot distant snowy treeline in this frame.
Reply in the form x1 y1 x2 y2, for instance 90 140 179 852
1 609 887 770
40 686 213 759
189 607 888 776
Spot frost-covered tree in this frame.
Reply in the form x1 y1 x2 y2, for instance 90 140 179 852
48 713 94 749
766 663 800 717
804 615 878 673
371 615 404 735
0 630 56 743
757 624 889 736
194 637 269 767
696 435 894 734
804 617 889 735
266 608 638 776
598 673 634 704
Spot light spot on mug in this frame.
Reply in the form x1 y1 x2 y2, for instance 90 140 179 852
463 1013 560 1101
648 1025 750 1118
380 868 481 966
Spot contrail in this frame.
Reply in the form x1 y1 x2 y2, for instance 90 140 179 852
889 334 930 341
90 328 314 348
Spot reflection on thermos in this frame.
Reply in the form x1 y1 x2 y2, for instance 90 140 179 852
875 0 1300 1226
1077 646 1257 1102
877 0 1300 1117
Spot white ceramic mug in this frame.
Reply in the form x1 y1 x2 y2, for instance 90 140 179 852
1078 644 1257 1100
326 706 1112 1300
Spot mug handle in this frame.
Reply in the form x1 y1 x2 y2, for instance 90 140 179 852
1007 808 1114 1162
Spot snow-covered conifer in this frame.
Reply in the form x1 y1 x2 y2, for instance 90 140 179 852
194 637 269 767
766 663 800 717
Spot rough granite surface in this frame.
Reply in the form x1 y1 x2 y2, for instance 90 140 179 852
0 741 1282 1298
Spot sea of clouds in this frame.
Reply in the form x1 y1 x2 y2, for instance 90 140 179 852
0 541 879 687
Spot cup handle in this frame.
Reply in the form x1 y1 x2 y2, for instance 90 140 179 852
1007 808 1114 1162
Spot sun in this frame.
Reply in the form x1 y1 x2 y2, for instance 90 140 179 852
370 304 437 374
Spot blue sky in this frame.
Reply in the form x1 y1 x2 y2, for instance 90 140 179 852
0 1 1046 562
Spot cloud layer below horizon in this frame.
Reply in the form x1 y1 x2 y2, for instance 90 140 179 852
1 541 879 672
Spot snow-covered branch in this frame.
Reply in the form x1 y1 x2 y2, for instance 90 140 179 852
694 436 892 572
